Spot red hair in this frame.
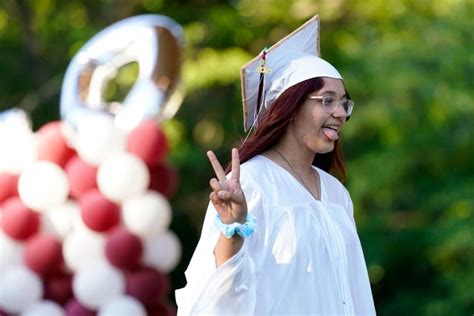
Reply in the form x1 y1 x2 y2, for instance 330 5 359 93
227 77 346 180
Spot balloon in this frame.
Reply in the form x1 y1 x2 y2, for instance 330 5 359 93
0 265 43 314
42 200 80 240
22 300 65 316
105 227 143 269
24 233 63 276
1 197 40 241
125 267 170 304
98 295 146 316
79 189 120 232
18 161 69 212
142 230 182 273
37 121 76 168
0 173 18 204
43 273 73 305
122 191 172 238
0 232 24 272
126 120 168 167
63 229 106 272
0 108 37 174
73 115 126 166
65 299 96 316
73 262 125 310
146 300 175 316
60 15 184 131
65 156 98 199
97 152 149 203
148 162 179 198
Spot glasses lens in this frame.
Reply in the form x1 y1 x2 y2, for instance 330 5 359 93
345 100 354 116
309 96 354 116
322 96 335 108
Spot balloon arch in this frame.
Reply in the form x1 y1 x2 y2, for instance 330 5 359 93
0 15 184 316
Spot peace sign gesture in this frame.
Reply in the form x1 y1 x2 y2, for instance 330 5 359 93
207 148 247 224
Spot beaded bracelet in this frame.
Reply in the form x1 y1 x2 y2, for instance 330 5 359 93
214 213 257 239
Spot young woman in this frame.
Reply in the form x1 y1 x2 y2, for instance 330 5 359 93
176 16 376 315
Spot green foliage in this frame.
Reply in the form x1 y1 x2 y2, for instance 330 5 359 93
1 0 472 314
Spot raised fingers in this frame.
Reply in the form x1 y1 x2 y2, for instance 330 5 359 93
209 191 221 207
207 151 226 181
231 148 240 181
209 178 222 192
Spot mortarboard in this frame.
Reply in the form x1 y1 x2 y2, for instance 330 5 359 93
240 15 343 132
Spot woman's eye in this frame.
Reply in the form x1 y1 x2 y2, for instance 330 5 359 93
323 96 335 106
341 100 349 110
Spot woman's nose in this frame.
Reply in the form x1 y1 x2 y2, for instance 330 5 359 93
332 101 348 118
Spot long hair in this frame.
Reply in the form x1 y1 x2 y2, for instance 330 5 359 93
227 77 346 180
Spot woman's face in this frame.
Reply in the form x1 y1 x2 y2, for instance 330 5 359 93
288 77 348 154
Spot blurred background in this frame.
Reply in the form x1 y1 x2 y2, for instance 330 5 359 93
0 0 473 315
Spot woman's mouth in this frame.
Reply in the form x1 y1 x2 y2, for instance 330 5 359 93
321 125 339 141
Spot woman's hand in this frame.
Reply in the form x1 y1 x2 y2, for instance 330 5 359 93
207 148 247 224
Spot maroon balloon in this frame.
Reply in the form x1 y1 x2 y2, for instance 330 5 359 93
0 309 13 316
0 173 19 204
44 273 73 305
79 190 120 232
146 300 176 316
1 197 40 240
37 121 76 168
126 120 168 167
126 267 170 304
24 233 63 276
65 299 96 316
105 227 143 269
149 163 178 198
65 156 98 199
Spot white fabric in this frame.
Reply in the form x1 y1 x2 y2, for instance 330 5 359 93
176 155 376 315
265 55 342 110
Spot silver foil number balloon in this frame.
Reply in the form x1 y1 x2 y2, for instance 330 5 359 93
60 15 184 131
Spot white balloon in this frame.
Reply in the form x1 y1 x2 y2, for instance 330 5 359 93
74 115 126 166
97 152 149 203
143 230 181 273
18 161 69 212
0 265 43 314
73 262 125 310
59 121 77 150
98 295 146 316
122 191 172 238
42 200 80 240
21 300 65 316
63 229 106 272
0 109 37 174
0 232 24 274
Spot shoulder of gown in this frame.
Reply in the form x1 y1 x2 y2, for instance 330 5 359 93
238 155 355 220
315 166 355 222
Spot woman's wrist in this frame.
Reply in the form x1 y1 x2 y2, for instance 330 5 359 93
220 214 247 225
214 213 257 239
214 232 244 267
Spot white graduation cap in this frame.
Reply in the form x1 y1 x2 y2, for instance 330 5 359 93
240 15 343 132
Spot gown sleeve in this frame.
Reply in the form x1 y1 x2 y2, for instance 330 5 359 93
340 185 356 227
175 177 269 316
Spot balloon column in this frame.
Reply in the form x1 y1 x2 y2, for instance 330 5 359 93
0 14 183 316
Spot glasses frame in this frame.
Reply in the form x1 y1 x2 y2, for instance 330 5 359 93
307 95 354 117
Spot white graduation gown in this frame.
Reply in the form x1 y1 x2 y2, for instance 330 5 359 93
176 155 376 315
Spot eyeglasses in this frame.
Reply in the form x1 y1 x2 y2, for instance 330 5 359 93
307 95 354 117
